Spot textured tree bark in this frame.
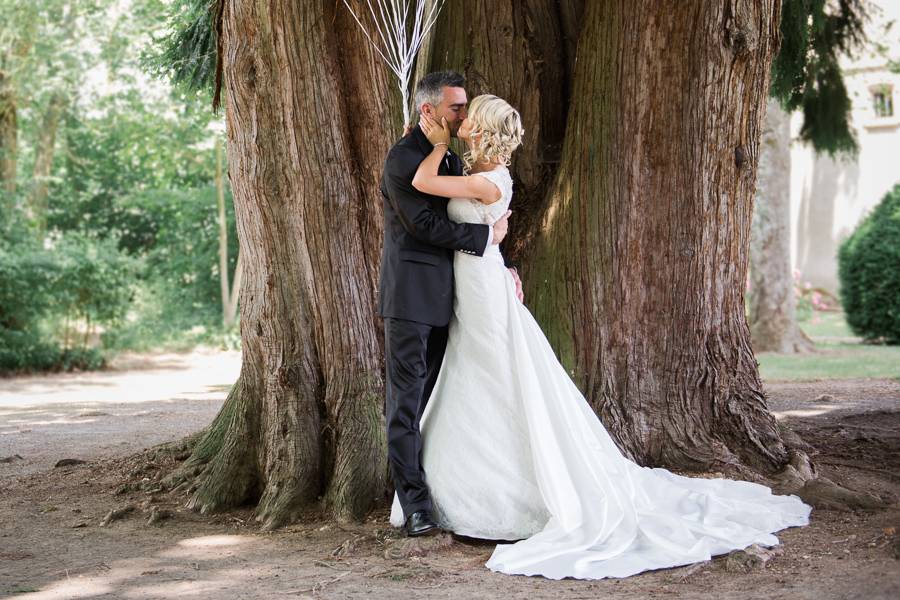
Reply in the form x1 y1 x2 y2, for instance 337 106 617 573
27 90 67 232
749 98 814 353
525 0 790 474
166 0 398 527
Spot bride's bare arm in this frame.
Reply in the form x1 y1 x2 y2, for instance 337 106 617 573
412 115 501 204
412 148 502 205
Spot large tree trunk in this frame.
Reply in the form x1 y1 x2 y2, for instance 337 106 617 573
27 90 67 233
749 98 814 353
524 0 789 474
165 0 398 528
426 0 791 475
164 0 805 528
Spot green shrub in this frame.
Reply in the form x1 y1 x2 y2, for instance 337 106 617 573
97 186 240 351
0 242 61 332
0 232 137 374
837 184 900 343
48 232 140 331
0 329 105 373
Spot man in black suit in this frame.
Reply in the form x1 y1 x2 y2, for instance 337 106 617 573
379 71 514 536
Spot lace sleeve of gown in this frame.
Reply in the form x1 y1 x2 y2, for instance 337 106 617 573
471 168 513 225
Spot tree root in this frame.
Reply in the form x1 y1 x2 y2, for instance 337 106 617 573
725 544 783 573
149 429 206 463
383 532 454 560
773 450 888 511
160 380 249 493
253 475 311 531
794 478 886 511
152 371 386 530
183 435 259 515
99 504 136 526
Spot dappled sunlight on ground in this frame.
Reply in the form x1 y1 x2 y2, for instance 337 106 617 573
0 349 241 408
8 533 270 600
10 580 114 599
162 534 254 557
0 349 240 483
771 401 845 420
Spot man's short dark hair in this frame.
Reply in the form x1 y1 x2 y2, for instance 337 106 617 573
414 71 465 114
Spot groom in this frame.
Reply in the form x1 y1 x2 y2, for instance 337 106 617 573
378 71 513 536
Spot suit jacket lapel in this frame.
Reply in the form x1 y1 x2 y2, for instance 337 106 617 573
411 125 433 156
449 151 463 176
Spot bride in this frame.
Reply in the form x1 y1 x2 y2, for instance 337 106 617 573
388 94 811 580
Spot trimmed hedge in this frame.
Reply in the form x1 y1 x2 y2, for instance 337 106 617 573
837 184 900 343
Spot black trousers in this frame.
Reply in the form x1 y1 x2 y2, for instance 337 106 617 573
383 317 449 519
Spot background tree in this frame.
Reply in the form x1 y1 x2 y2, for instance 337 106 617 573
215 136 241 328
749 0 867 353
750 98 813 354
0 1 40 201
0 0 112 229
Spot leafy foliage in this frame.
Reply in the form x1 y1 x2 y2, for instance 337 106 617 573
1 0 237 371
771 0 869 155
50 88 220 241
838 184 900 344
0 231 138 373
123 186 237 308
141 0 218 96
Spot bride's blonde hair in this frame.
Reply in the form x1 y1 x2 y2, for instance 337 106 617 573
463 94 524 172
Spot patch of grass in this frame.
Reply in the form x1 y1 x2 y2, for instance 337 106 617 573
758 312 900 382
799 311 855 339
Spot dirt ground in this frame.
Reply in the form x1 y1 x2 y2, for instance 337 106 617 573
0 350 898 599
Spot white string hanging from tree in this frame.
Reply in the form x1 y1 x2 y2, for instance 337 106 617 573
342 0 445 128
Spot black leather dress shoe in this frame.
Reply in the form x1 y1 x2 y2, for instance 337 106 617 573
405 510 440 537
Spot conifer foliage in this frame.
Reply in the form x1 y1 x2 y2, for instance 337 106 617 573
770 0 868 155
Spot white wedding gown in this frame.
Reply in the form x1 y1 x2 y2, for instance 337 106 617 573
389 165 811 580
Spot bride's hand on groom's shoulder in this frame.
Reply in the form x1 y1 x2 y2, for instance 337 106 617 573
420 115 451 146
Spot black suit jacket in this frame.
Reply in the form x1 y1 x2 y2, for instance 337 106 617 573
378 126 490 326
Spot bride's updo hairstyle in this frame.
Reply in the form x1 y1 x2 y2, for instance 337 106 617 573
463 94 524 172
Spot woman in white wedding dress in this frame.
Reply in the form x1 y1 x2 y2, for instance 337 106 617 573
389 94 811 580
